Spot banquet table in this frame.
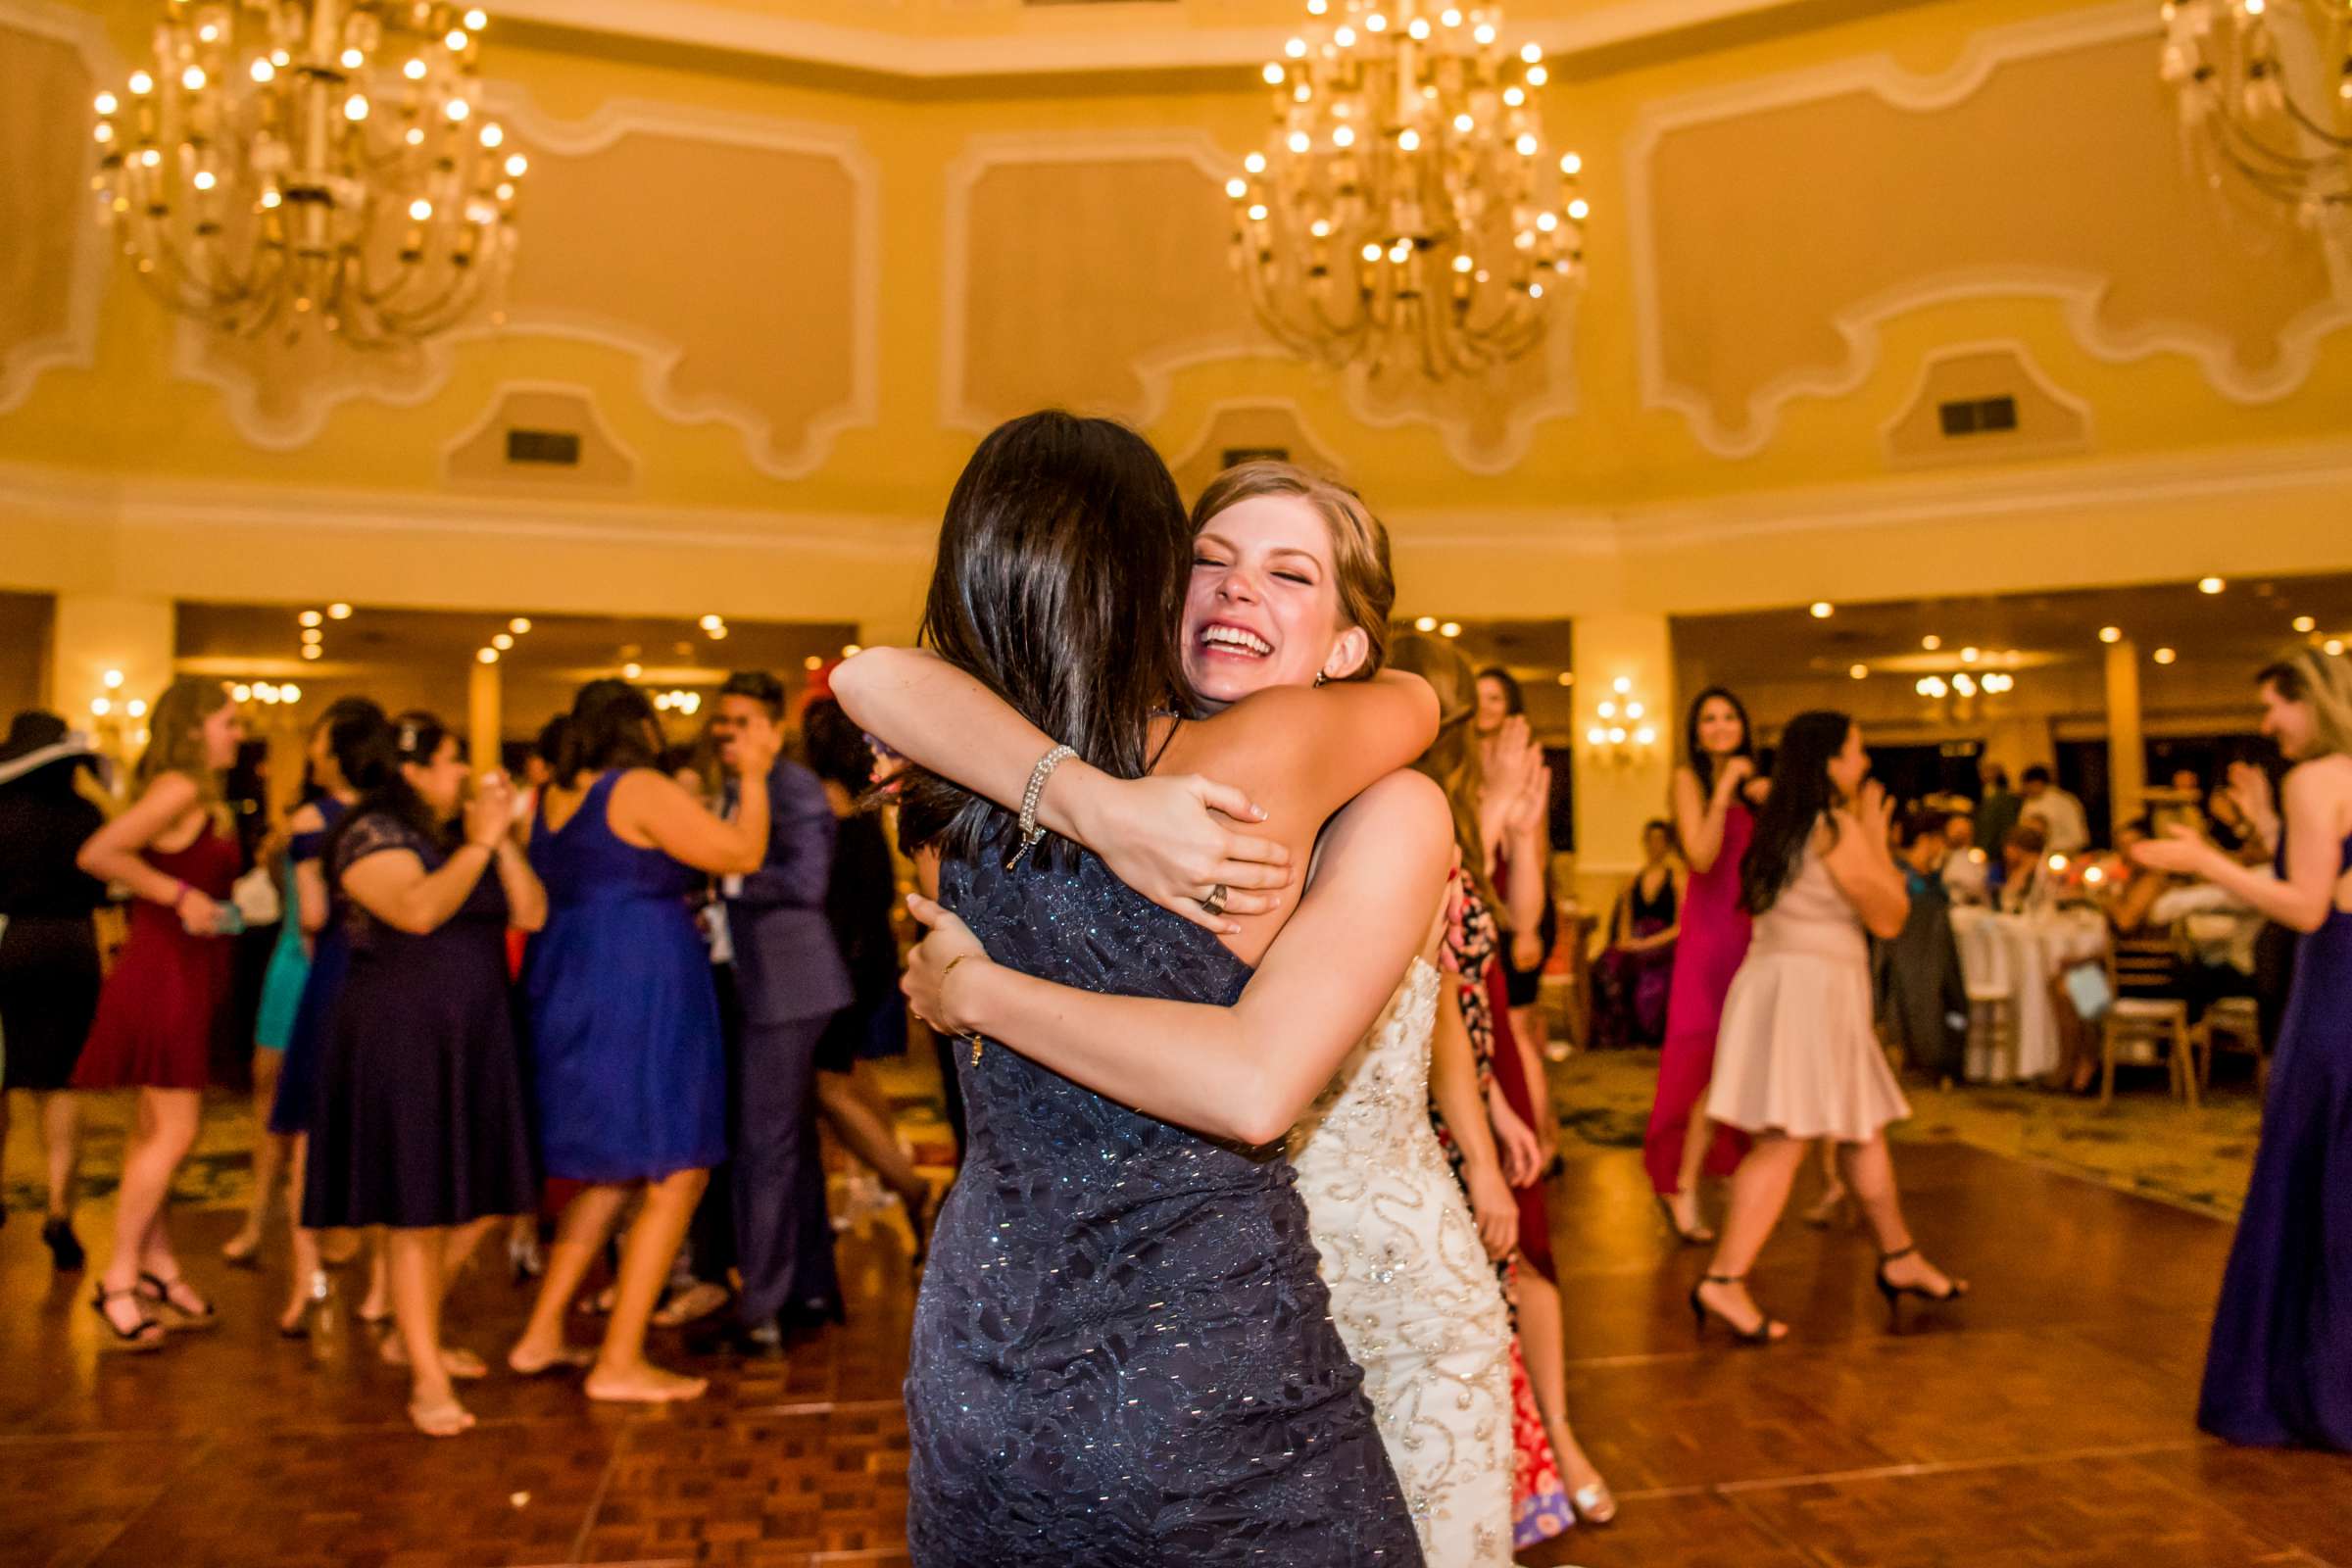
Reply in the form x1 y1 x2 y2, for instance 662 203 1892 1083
1948 906 2111 1082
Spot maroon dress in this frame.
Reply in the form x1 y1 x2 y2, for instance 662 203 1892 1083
73 826 238 1092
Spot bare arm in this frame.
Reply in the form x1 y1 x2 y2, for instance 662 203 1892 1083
289 801 332 935
341 842 495 935
1429 966 1518 1260
1675 761 1751 875
1822 788 1911 942
77 772 222 933
2133 764 2347 933
611 766 769 877
906 770 1454 1147
493 839 547 932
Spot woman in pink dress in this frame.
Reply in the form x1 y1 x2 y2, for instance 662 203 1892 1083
1644 686 1760 1244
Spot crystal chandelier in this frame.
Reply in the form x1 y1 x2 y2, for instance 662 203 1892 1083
1227 0 1588 378
91 1 528 346
2160 0 2350 227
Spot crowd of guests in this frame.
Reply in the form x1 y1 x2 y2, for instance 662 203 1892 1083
0 668 926 1435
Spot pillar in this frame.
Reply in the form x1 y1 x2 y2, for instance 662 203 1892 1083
46 594 176 777
1570 612 1675 906
2105 637 2145 831
469 656 504 777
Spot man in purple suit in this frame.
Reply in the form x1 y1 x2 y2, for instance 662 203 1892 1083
701 669 854 1352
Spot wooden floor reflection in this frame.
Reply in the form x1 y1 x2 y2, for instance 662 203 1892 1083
5 1140 2347 1567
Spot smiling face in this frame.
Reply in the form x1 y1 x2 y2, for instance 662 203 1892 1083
1475 674 1512 737
1693 695 1745 759
1182 494 1367 708
401 735 467 819
2259 678 2318 760
198 696 245 772
1826 722 1869 803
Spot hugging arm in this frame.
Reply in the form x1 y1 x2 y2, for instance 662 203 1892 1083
904 771 1453 1147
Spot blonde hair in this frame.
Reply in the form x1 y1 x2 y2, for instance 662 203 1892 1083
135 676 233 810
1387 631 1504 920
2258 647 2352 759
1192 461 1395 681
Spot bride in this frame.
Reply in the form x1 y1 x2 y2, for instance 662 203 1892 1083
845 460 1517 1563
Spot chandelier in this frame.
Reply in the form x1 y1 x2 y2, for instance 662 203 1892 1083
90 1 528 346
1227 0 1588 378
2160 0 2350 227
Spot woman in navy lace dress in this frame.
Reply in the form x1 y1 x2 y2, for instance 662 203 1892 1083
2133 647 2352 1451
838 414 1440 1565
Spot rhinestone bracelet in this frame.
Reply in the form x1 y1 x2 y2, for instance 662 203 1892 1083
1006 744 1077 869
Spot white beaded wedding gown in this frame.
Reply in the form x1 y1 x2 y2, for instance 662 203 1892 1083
1288 953 1515 1566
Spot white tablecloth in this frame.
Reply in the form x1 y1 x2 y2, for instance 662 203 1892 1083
1949 906 2111 1082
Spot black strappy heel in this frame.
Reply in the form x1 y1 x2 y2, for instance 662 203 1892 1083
1876 1245 1969 1326
90 1285 168 1351
1690 1274 1787 1346
137 1271 220 1331
1654 1195 1715 1247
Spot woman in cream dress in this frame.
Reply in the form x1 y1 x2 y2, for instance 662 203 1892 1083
1289 879 1515 1565
1691 710 1971 1345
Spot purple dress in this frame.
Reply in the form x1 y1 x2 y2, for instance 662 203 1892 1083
2196 826 2352 1450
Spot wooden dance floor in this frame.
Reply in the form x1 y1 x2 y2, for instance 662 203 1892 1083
5 1139 2348 1567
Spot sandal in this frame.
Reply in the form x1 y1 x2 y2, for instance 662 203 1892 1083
1690 1274 1788 1346
137 1272 220 1331
90 1285 168 1351
1877 1245 1971 1326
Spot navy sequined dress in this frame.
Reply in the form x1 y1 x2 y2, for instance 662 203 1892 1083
906 850 1425 1567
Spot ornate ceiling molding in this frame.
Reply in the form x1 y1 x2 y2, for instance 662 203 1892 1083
0 0 119 417
170 92 881 480
1624 1 2352 460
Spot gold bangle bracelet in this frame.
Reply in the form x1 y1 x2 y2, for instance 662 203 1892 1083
940 954 987 1065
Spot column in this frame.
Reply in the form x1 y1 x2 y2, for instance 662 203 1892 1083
1569 611 1675 905
2105 637 2145 832
469 655 504 777
46 594 176 774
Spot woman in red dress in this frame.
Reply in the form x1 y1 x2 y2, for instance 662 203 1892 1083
74 677 245 1348
1644 686 1762 1244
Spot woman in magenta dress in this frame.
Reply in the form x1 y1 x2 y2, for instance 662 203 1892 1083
73 677 246 1348
2132 648 2352 1451
1644 686 1760 1244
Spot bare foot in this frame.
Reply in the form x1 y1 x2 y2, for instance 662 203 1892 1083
380 1338 490 1379
584 1358 709 1404
407 1393 477 1438
358 1285 392 1325
508 1338 597 1377
220 1227 264 1267
1695 1277 1790 1342
1553 1437 1617 1525
651 1281 731 1329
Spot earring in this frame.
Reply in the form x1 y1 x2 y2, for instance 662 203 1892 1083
1313 671 1330 688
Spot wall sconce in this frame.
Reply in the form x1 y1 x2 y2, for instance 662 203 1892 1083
1584 674 1658 768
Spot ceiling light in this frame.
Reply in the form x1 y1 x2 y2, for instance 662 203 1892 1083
699 613 724 631
326 603 352 619
1921 635 1941 651
1414 615 1437 632
622 662 642 679
1961 647 1980 663
1440 622 1461 638
804 656 823 671
492 633 514 650
2099 626 2122 644
1809 602 1833 618
2292 615 2316 634
299 610 323 627
2197 577 2225 595
476 648 498 664
509 616 532 634
1849 664 1868 679
2153 647 2178 664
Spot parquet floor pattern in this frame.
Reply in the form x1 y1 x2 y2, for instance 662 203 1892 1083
4 1140 2346 1567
